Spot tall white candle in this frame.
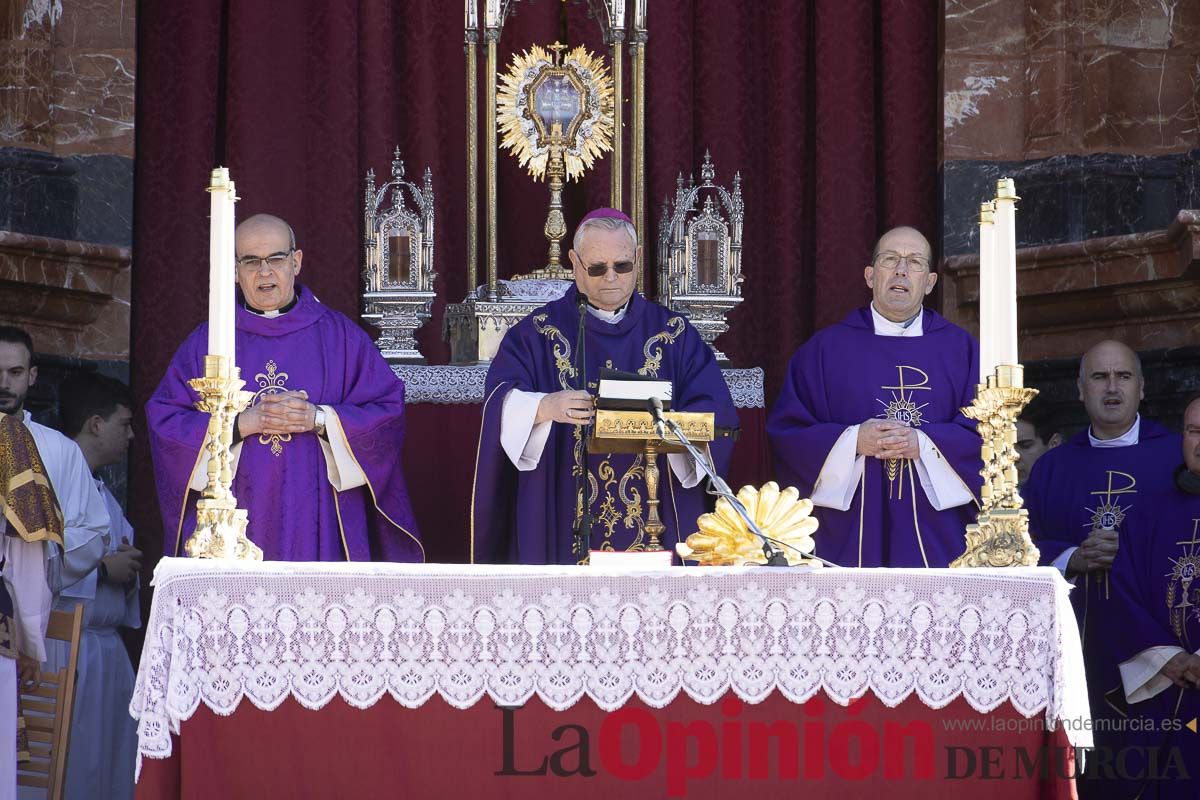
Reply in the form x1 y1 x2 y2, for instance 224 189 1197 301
224 180 238 368
992 178 1019 369
207 168 235 362
977 201 996 385
465 0 478 29
485 0 499 27
634 0 646 29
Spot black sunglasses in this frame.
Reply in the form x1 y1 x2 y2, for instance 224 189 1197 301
585 261 635 277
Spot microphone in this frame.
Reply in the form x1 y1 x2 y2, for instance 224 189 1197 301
647 396 666 438
572 289 591 560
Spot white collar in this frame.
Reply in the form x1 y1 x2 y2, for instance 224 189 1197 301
1089 415 1140 447
870 303 923 337
586 302 628 325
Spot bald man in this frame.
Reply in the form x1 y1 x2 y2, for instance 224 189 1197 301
147 214 424 562
768 226 983 567
1023 341 1180 798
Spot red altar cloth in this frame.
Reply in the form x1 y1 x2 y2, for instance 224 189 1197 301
135 692 1075 799
404 404 770 563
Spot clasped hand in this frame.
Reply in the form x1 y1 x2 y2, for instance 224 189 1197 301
238 390 317 438
1159 652 1200 690
536 390 595 426
1065 528 1119 577
857 419 919 460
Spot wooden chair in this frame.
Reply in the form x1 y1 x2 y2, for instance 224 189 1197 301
16 603 84 800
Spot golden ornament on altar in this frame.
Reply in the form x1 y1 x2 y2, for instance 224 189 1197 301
676 482 822 567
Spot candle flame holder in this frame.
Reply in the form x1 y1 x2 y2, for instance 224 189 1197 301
184 355 262 560
952 364 1041 568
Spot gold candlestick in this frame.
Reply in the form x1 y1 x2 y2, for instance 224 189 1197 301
952 364 1041 568
184 355 261 560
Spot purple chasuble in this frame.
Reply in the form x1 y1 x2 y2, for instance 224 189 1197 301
1024 424 1180 694
146 285 423 562
767 307 982 568
471 286 738 565
1105 482 1200 799
1024 422 1181 800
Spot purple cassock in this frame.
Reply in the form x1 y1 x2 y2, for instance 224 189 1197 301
146 285 423 562
1023 419 1181 797
1106 480 1200 799
766 307 982 568
471 285 738 564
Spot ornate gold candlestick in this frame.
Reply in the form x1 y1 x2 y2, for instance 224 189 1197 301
952 364 1040 568
184 355 261 560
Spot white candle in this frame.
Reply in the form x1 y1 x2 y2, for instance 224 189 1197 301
992 178 1019 369
465 0 477 29
977 201 996 385
207 168 235 362
612 0 625 27
485 0 499 27
224 180 238 368
634 0 646 28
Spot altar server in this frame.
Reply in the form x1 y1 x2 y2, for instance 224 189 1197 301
767 226 982 568
0 413 56 800
0 327 108 601
147 215 422 561
472 208 738 564
48 373 142 800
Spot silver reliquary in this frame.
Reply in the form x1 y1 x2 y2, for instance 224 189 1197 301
362 147 437 363
656 151 744 364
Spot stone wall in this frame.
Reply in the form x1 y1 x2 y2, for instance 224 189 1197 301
0 0 134 366
940 0 1200 431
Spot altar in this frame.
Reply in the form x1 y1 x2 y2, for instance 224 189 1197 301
131 559 1089 799
397 364 770 563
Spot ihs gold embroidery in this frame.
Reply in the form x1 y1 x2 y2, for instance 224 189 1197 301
1167 519 1200 643
877 366 932 498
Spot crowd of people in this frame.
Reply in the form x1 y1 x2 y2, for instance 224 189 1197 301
0 207 1194 798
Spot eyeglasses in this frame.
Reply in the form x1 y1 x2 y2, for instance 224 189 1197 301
874 252 930 273
584 261 635 277
236 250 294 270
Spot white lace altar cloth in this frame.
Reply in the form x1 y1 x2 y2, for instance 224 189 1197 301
394 365 765 408
131 560 1092 773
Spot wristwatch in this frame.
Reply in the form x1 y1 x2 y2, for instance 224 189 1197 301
314 407 327 437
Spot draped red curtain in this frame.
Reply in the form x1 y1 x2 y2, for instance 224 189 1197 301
131 0 937 563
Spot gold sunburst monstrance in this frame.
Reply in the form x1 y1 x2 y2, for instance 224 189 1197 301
497 43 615 182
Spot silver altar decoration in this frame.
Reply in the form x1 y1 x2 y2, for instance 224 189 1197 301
362 147 437 363
656 151 744 364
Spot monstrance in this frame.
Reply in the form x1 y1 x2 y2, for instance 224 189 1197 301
497 42 614 279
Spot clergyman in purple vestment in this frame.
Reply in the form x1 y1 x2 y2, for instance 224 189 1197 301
1106 396 1200 800
147 215 422 562
471 210 737 565
1023 342 1181 800
767 227 982 568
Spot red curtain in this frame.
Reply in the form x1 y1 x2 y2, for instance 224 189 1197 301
131 1 937 565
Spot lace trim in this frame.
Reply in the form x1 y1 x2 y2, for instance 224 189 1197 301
395 365 764 408
131 561 1091 773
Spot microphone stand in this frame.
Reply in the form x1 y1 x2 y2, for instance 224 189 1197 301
648 400 839 569
572 292 592 561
